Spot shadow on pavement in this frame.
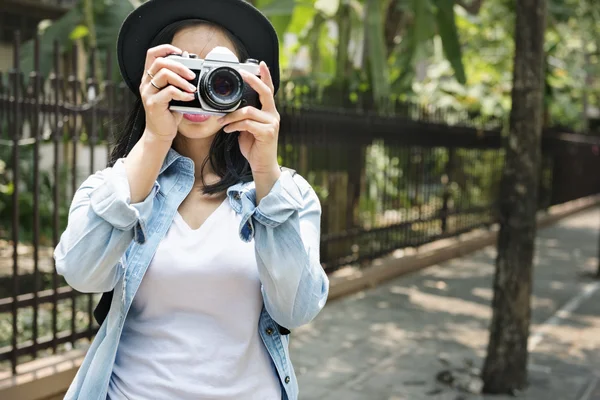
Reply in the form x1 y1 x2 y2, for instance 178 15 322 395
291 208 600 400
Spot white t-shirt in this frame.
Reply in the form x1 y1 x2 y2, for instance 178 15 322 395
107 198 282 400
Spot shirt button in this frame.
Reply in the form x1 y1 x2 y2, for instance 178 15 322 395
265 327 274 335
285 376 290 384
234 192 241 201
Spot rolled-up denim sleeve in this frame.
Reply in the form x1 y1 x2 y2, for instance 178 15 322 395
243 171 329 330
89 159 158 244
54 159 159 293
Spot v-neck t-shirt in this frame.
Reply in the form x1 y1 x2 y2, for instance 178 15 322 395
107 198 282 399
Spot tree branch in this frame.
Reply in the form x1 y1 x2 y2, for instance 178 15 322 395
455 0 484 15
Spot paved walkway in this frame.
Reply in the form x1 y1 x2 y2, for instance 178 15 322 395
291 208 600 400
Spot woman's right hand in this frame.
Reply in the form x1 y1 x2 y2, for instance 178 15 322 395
140 44 197 142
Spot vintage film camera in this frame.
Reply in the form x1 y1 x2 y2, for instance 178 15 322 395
168 46 261 116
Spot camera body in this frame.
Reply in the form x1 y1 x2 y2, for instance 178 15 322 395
167 47 261 116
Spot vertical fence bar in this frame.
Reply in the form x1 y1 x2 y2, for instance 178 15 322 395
10 31 22 375
496 147 502 220
489 147 495 223
454 148 466 230
106 52 113 164
416 147 425 245
424 148 432 240
32 34 42 360
403 146 411 245
393 144 402 243
87 48 98 336
441 148 455 234
51 40 60 354
69 43 79 346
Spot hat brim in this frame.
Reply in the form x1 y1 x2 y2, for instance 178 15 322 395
117 0 280 96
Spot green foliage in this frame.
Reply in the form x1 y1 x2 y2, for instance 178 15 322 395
19 0 135 81
433 0 466 84
365 0 391 109
412 1 515 119
69 25 90 41
254 0 295 38
15 0 597 126
410 0 600 129
19 7 82 77
542 0 600 130
0 145 69 245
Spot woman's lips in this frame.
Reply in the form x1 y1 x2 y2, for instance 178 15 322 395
183 113 211 123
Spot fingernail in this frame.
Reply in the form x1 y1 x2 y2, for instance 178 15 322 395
223 126 230 133
188 83 196 92
188 70 196 79
217 117 225 124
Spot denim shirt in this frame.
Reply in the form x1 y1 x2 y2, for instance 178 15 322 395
54 148 329 400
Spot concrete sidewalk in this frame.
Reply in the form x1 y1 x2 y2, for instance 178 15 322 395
291 208 600 400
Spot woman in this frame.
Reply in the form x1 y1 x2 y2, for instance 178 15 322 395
54 0 329 399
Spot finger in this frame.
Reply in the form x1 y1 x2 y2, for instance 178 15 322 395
259 61 275 95
144 58 196 84
223 120 276 139
218 106 272 126
150 69 196 93
239 69 276 112
144 44 183 73
143 86 195 108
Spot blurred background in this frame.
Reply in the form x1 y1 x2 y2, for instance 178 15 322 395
0 0 599 399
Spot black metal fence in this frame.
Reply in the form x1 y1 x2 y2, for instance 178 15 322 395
1 36 600 376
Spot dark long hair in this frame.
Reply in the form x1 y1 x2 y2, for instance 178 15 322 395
109 19 253 194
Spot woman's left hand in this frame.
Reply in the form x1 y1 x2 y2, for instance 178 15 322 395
218 62 280 177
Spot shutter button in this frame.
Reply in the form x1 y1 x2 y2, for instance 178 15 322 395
285 376 290 384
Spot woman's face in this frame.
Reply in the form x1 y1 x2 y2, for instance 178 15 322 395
170 25 238 140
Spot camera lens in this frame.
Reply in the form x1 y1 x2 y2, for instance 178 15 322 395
199 67 243 110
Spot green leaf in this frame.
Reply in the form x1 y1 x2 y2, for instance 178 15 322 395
93 0 136 79
413 0 435 46
18 0 135 81
255 0 297 44
19 6 83 77
69 25 90 40
390 27 418 94
304 13 327 73
270 15 294 40
365 0 391 109
432 0 466 84
285 3 317 35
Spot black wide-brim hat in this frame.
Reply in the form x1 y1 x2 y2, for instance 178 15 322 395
117 0 280 96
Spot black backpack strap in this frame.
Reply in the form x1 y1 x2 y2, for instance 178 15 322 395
94 290 113 326
278 325 291 335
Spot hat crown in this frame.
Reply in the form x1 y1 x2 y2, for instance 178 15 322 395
117 0 280 95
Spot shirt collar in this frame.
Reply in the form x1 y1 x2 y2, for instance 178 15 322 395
159 147 254 211
159 147 191 175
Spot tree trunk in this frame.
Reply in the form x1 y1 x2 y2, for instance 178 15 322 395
481 0 547 394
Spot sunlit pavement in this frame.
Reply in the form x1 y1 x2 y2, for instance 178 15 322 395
291 208 600 400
